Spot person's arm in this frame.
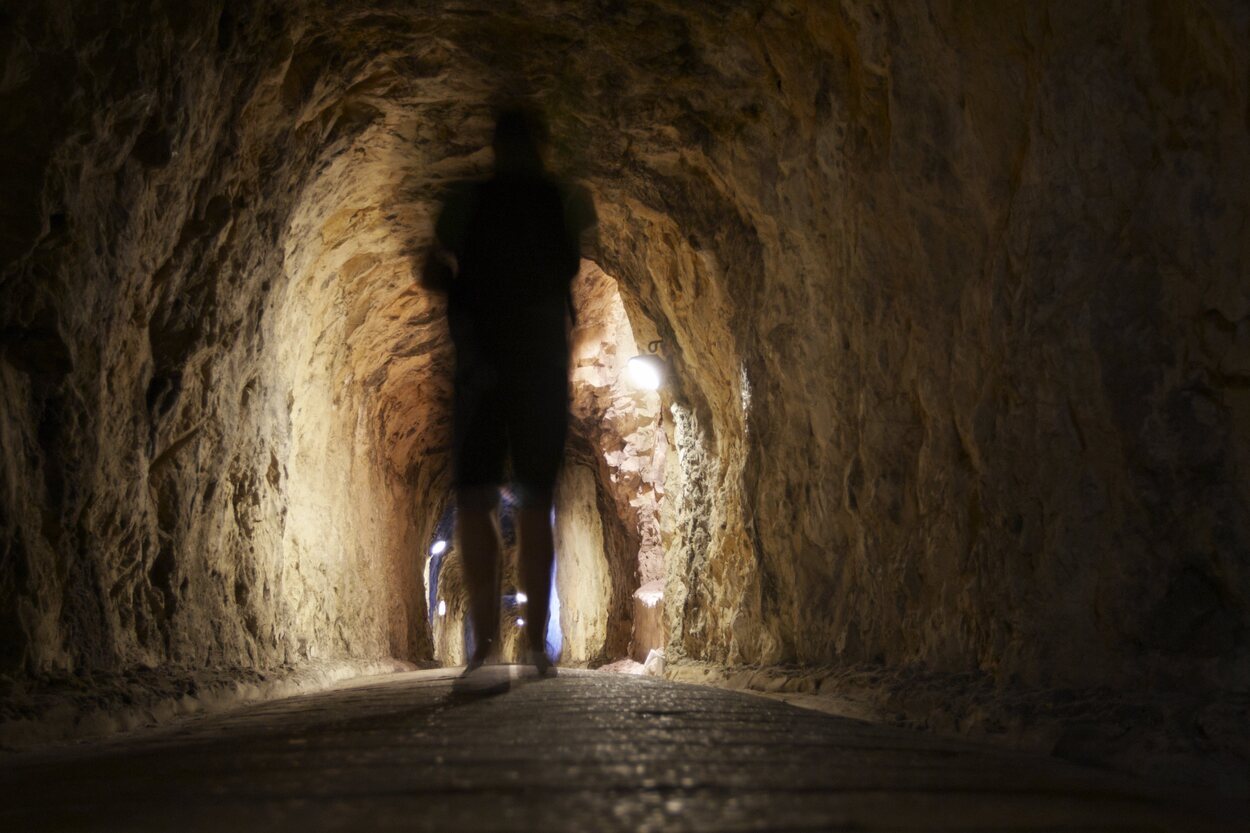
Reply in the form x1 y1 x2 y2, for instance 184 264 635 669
420 183 473 293
561 183 598 326
566 182 598 254
420 247 454 292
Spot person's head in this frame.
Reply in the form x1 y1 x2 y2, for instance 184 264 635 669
492 105 549 174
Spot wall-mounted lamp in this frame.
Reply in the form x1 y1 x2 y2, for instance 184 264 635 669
626 339 666 391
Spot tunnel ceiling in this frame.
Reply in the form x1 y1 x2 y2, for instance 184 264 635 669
1 1 1248 692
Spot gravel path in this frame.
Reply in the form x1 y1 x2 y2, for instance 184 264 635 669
0 668 1238 832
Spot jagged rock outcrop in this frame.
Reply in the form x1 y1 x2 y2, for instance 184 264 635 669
1 1 1247 697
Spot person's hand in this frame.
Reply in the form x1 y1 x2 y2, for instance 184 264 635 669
420 248 454 292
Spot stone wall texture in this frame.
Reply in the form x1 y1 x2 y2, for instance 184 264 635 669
2 1 1248 693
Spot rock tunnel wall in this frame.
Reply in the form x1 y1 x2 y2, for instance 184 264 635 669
594 0 1250 690
2 1 1248 694
0 1 444 678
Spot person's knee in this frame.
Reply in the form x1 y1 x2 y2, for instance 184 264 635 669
457 484 499 513
511 483 553 514
516 504 553 534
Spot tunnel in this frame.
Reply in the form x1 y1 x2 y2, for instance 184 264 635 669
1 1 1248 828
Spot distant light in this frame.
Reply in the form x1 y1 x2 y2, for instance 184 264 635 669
430 540 447 556
437 600 447 616
516 592 528 604
626 355 664 391
516 618 526 627
636 586 663 608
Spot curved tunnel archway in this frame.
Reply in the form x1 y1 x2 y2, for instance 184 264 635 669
2 1 1248 727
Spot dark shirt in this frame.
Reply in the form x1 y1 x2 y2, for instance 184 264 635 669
434 173 596 341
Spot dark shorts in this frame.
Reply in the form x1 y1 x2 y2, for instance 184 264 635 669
450 304 569 507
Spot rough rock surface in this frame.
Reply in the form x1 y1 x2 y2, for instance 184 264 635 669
669 658 1250 800
632 580 667 662
569 262 666 589
429 544 533 666
429 549 469 666
2 0 1248 718
0 657 417 750
560 261 666 663
553 463 612 664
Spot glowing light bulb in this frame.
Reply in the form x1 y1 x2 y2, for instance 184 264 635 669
516 618 526 627
516 592 528 604
626 355 663 391
437 600 446 616
430 540 447 556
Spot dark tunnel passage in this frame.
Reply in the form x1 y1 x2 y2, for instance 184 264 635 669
1 0 1249 813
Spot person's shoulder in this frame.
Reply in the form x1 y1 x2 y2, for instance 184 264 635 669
440 178 483 209
557 179 590 200
559 180 597 229
435 179 485 248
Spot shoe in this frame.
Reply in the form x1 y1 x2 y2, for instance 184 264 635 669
463 652 486 676
462 637 495 675
527 648 556 679
452 663 510 696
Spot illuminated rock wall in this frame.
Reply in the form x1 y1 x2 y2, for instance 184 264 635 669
559 261 666 665
1 1 1246 693
0 2 441 678
553 463 612 664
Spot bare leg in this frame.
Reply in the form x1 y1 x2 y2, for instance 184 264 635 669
457 494 502 669
516 501 555 671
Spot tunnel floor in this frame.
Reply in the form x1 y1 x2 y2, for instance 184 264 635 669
0 670 1235 832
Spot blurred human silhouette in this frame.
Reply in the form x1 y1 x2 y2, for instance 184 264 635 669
421 105 596 686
